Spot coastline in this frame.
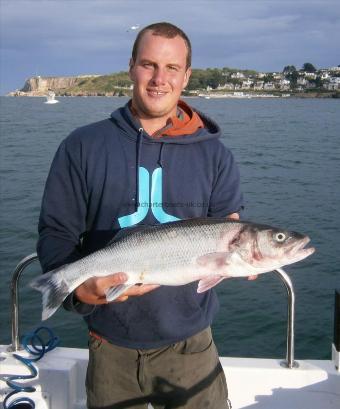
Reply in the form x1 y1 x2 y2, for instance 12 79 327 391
5 90 340 99
6 67 340 99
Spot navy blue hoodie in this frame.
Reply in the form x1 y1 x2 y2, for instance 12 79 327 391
37 101 243 348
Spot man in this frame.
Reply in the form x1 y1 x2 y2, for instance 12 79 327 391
37 22 246 409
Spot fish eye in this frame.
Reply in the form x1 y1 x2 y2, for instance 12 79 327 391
275 232 286 242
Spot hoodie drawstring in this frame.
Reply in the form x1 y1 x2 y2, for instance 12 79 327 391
136 129 165 207
158 143 165 168
135 128 144 211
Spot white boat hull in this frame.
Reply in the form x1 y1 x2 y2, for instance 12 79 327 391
1 345 339 409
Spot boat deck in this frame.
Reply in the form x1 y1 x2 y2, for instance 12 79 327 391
1 345 339 409
220 355 339 409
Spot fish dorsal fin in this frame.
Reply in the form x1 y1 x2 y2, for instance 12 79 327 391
197 276 225 293
108 224 153 245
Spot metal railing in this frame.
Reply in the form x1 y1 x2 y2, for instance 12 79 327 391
7 254 298 368
275 268 298 368
8 253 38 352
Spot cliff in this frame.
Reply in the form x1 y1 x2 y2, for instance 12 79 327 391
21 76 87 93
8 73 133 97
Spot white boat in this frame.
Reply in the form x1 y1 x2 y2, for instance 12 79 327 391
44 91 59 104
1 254 339 409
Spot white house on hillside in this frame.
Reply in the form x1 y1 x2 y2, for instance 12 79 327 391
273 73 283 80
241 79 253 89
253 81 264 90
279 79 291 90
231 72 245 79
302 72 317 79
263 82 275 90
297 78 308 86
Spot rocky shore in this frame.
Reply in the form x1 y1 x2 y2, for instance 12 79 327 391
8 90 131 97
7 74 133 97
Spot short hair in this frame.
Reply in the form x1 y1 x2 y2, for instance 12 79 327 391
131 22 192 69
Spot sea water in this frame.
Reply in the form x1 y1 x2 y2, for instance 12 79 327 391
0 96 339 359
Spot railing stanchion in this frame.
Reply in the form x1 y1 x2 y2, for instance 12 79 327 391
275 267 298 368
8 253 39 352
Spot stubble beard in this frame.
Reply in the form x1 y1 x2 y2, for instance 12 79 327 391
133 91 177 120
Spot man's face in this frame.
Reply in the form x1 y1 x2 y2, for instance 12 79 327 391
129 30 191 122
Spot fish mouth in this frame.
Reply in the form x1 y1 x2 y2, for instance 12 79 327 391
287 236 315 262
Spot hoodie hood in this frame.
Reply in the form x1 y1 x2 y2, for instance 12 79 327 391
110 99 221 144
110 99 224 212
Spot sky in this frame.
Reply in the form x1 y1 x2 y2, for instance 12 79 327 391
1 0 339 95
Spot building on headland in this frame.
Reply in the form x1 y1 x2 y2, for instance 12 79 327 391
241 79 254 89
230 72 245 79
208 66 340 95
302 72 317 80
253 81 264 90
279 79 291 90
216 83 234 91
263 82 275 90
297 78 308 86
324 77 340 90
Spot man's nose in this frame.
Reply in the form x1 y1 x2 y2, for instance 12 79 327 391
151 68 167 86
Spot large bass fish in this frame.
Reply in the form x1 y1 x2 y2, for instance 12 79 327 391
30 218 315 320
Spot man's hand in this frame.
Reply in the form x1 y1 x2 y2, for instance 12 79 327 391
226 212 240 221
227 212 258 281
74 273 159 304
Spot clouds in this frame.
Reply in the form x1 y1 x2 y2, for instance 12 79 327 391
1 0 339 94
187 1 340 71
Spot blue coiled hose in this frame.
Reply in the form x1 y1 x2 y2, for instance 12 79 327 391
3 326 60 409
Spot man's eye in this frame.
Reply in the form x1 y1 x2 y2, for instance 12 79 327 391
143 63 153 68
168 66 178 71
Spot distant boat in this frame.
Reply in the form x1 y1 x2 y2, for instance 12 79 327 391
44 91 59 104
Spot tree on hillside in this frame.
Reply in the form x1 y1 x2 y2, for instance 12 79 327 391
314 76 323 88
285 71 298 88
283 65 297 74
206 68 225 89
302 62 316 72
187 69 211 90
187 77 201 90
263 73 274 83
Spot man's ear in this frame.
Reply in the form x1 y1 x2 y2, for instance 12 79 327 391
183 67 192 89
129 58 135 81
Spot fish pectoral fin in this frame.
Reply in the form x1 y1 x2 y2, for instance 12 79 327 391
196 252 230 268
105 284 134 302
197 276 225 293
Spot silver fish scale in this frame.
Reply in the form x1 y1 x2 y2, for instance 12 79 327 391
60 219 242 289
86 221 235 283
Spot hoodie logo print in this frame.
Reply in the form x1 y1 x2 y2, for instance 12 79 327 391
118 167 180 228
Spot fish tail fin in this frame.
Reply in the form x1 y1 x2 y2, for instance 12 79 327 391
30 267 69 321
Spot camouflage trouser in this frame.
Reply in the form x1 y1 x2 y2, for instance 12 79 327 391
86 327 230 409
